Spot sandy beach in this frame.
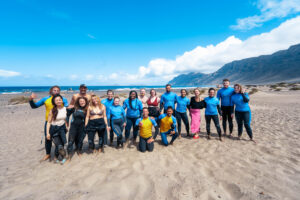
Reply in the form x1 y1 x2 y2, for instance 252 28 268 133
0 88 300 200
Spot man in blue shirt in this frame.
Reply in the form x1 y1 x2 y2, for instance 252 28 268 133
101 90 115 145
160 84 177 116
217 79 235 137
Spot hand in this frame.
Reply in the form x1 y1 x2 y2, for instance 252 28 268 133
68 105 74 109
30 93 37 100
139 121 143 127
46 133 51 140
147 138 154 143
150 117 155 120
170 131 175 135
107 126 111 131
66 126 69 132
219 116 222 121
241 88 246 94
123 123 126 127
231 114 234 119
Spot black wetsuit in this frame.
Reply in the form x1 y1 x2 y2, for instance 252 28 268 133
86 118 106 150
49 124 67 160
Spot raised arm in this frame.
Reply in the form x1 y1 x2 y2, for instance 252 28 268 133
241 93 249 103
29 95 47 109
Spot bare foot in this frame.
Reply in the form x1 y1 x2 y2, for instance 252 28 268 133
250 139 256 143
219 137 223 141
207 135 211 140
93 149 97 154
40 154 50 162
178 134 182 139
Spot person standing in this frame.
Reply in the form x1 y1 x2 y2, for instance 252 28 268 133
175 89 190 138
138 88 148 108
160 84 177 115
147 89 161 139
29 85 69 161
101 90 115 145
187 88 203 139
217 79 235 137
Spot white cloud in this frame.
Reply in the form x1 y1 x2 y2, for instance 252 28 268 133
0 69 21 77
85 74 94 81
87 34 96 39
112 16 300 84
231 0 300 30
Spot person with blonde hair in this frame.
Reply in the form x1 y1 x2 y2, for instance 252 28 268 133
85 95 109 153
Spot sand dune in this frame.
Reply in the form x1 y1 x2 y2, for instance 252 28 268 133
0 90 300 200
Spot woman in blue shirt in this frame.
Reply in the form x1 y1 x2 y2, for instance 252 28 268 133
175 89 190 138
231 84 255 142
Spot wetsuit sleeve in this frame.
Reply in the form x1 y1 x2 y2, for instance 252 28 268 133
150 118 157 127
171 116 177 132
29 96 47 109
200 100 206 109
159 95 164 112
217 105 222 115
187 97 192 110
63 97 69 107
231 105 234 114
138 100 143 117
217 90 221 100
122 108 126 123
107 108 111 126
67 108 74 117
242 93 250 103
122 100 127 110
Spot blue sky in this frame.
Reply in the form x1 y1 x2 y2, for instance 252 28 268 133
1 0 300 86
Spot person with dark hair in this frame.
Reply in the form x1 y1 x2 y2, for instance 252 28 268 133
147 89 161 139
187 88 204 139
46 94 68 164
107 97 127 148
160 84 177 115
29 85 69 161
217 79 235 137
123 90 143 146
175 89 190 138
135 107 157 152
231 84 255 142
138 88 148 108
101 90 115 145
158 106 178 146
70 84 92 106
203 88 222 141
85 95 109 153
66 96 89 161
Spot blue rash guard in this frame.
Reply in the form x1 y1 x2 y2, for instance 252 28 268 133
101 98 114 115
204 97 220 115
107 105 126 122
175 96 190 113
217 87 235 107
230 93 250 112
123 98 143 118
160 92 177 111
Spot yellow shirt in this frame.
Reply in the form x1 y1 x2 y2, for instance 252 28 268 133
159 114 176 133
137 117 157 138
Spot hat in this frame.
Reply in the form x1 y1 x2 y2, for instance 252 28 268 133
79 84 87 88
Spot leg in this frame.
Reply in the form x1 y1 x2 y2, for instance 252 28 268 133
175 111 182 136
170 131 178 144
112 119 124 147
98 126 106 151
132 118 139 140
221 106 227 134
153 117 160 139
228 107 234 134
42 121 51 161
146 139 154 152
67 124 76 154
87 131 96 150
139 137 147 152
125 117 133 140
205 115 212 139
52 136 65 161
212 115 222 139
235 111 244 138
243 112 253 139
161 132 169 146
181 112 190 136
77 125 85 152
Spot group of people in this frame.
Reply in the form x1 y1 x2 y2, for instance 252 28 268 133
29 79 255 164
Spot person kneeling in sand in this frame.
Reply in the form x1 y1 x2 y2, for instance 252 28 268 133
158 107 178 146
135 107 158 152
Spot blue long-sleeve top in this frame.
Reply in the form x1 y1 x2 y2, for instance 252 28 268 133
204 97 221 116
107 105 126 125
123 98 143 118
160 92 177 111
230 93 250 113
101 98 114 115
175 95 190 113
216 87 234 107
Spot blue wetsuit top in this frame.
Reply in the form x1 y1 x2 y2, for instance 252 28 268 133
176 96 190 113
101 98 114 115
107 105 126 122
160 92 177 111
123 98 143 118
231 93 250 112
217 87 234 107
204 97 221 115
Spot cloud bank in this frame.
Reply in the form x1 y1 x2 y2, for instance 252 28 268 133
0 69 21 77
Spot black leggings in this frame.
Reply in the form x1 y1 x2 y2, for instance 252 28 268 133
112 118 124 146
175 111 190 135
139 137 154 152
50 124 67 160
67 123 85 153
87 118 106 149
235 111 253 139
205 115 222 137
221 106 233 133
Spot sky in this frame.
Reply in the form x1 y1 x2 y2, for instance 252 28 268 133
1 0 300 86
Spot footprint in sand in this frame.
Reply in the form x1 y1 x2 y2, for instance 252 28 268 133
221 181 243 199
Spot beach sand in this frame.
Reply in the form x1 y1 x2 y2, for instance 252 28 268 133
0 89 300 200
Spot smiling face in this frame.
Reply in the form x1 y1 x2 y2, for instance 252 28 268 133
234 85 241 93
51 87 60 96
167 108 173 116
142 108 149 118
130 92 136 99
114 98 120 106
140 89 146 97
107 91 114 100
181 90 187 97
208 89 215 97
194 89 200 97
150 89 156 97
80 87 87 95
223 81 230 88
79 98 86 107
166 85 171 92
54 96 63 107
92 96 98 105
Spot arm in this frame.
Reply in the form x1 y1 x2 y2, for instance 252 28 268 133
103 106 108 125
46 110 53 140
241 93 249 103
171 116 177 133
29 96 47 109
63 97 69 107
217 90 221 100
69 95 76 106
85 107 90 127
159 96 164 112
199 100 206 109
217 105 222 116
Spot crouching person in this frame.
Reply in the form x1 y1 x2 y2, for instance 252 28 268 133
159 106 178 146
136 107 157 152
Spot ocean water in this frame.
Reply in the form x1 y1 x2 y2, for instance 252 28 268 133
0 86 201 94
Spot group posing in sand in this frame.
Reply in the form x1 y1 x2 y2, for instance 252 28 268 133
29 79 255 164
